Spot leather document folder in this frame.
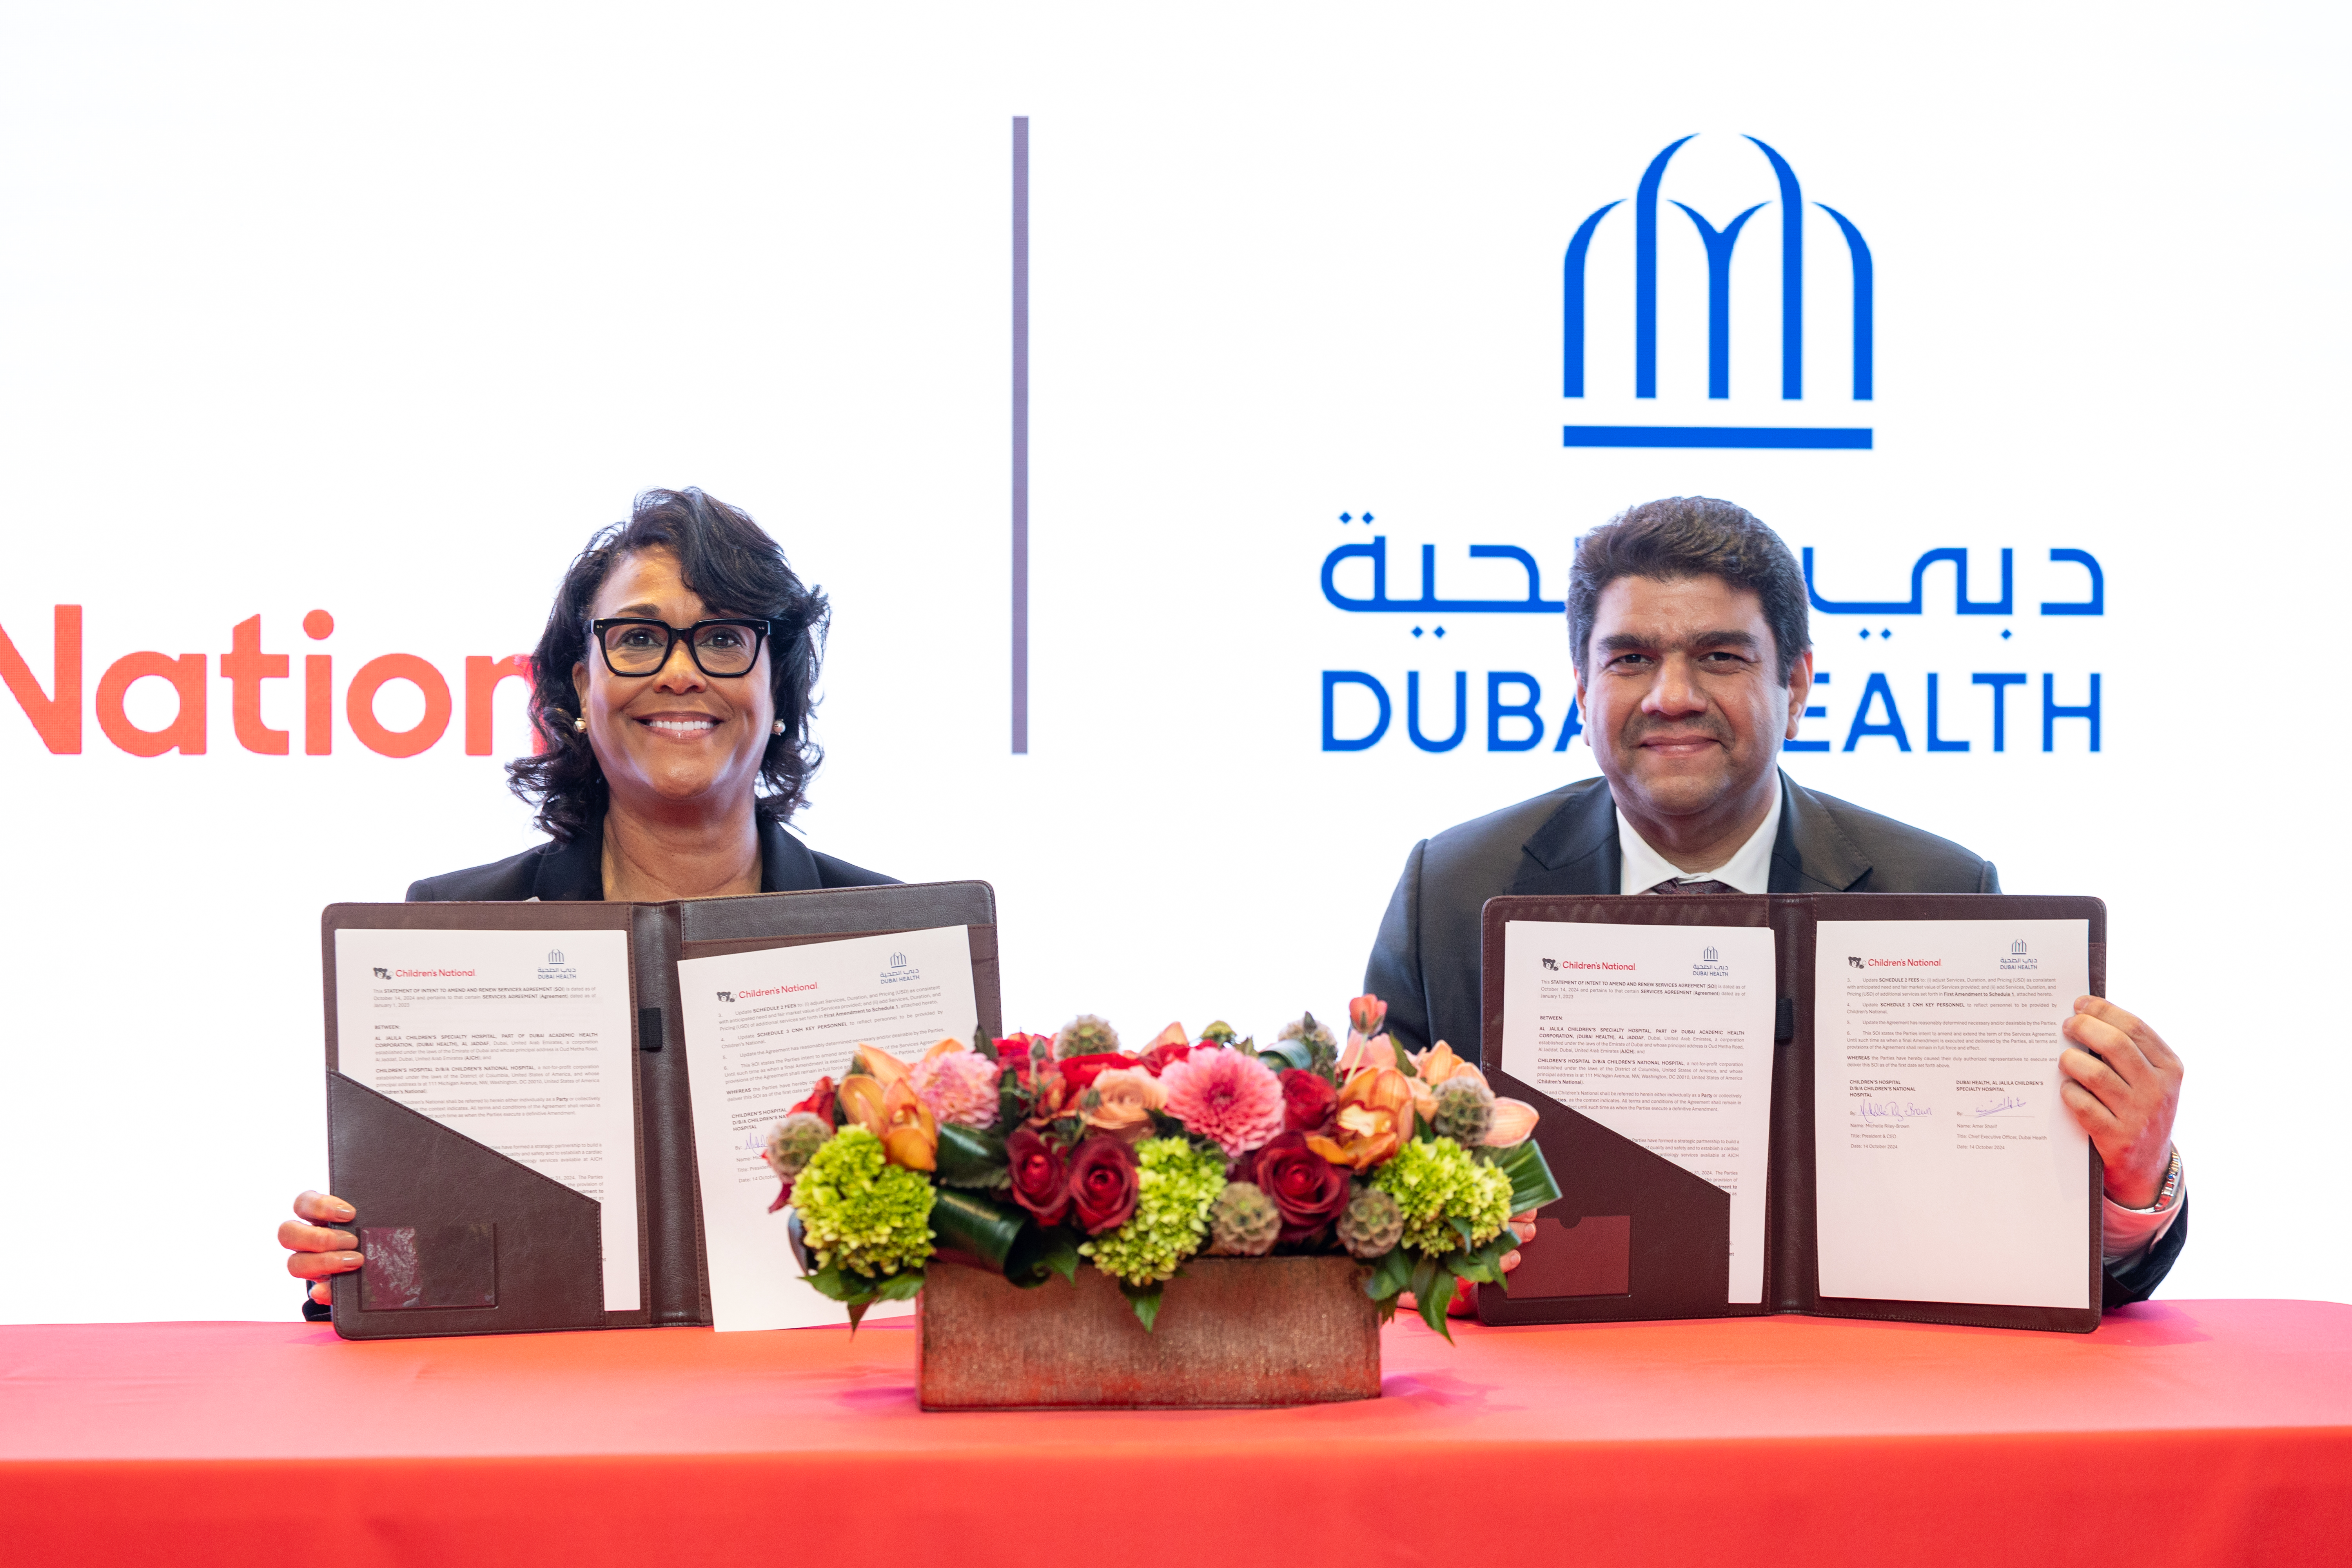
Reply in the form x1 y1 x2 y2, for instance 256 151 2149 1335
1472 892 2106 1335
322 880 1000 1340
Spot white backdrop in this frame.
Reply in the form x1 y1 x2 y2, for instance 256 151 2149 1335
1 3 2343 1323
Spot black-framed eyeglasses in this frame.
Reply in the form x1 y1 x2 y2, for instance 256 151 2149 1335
589 618 774 678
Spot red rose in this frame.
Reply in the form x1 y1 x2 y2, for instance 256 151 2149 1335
993 1034 1053 1085
1136 1040 1194 1076
1005 1126 1072 1226
1249 1131 1352 1243
789 1076 837 1128
1068 1136 1140 1234
1056 1053 1134 1094
1279 1069 1338 1135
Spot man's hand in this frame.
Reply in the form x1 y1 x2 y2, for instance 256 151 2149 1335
2058 997 2183 1209
279 1190 362 1305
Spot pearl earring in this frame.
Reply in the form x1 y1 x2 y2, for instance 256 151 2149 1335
573 716 587 733
771 720 786 736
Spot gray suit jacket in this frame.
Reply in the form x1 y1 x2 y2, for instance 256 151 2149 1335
1361 768 2184 1309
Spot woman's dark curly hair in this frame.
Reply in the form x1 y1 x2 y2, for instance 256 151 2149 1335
506 488 831 843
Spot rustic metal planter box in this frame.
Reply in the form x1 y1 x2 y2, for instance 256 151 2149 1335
918 1254 1382 1410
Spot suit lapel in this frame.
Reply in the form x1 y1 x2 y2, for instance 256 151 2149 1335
531 821 607 901
760 811 824 892
1506 778 1622 896
1770 770 1873 893
1501 771 1872 897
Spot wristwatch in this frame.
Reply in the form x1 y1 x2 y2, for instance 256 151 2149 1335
2111 1145 2183 1214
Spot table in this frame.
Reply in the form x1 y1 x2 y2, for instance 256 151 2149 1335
4 1299 2347 1566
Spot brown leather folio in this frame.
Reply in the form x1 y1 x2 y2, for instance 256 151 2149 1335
321 881 1001 1341
1473 892 2107 1334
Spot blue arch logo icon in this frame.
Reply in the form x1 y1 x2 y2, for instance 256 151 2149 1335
1562 135 1874 450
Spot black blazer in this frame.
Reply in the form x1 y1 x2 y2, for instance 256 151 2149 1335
1362 769 2184 1308
405 810 896 901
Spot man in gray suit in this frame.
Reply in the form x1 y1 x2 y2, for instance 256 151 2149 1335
1364 497 2186 1305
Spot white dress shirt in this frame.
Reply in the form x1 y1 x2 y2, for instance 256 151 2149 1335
1611 777 2183 1272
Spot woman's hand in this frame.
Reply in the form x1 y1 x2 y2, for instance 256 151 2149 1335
279 1190 362 1305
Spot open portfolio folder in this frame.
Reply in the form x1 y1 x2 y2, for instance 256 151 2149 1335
319 881 1000 1339
1474 893 2108 1334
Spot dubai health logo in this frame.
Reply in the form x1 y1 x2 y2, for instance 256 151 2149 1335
1562 134 1873 450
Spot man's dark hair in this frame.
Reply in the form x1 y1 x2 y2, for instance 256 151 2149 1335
507 487 831 843
1567 496 1811 681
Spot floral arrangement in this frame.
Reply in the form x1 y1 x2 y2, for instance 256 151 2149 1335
764 995 1560 1339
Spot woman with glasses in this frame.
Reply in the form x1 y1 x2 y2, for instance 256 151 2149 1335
277 487 890 1311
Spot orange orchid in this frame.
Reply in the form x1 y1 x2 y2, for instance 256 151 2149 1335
837 1072 939 1171
1305 1066 1415 1172
1410 1040 1482 1089
853 1042 913 1086
921 1036 972 1063
1485 1096 1539 1148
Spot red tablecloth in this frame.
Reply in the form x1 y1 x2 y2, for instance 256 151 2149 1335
3 1300 2347 1566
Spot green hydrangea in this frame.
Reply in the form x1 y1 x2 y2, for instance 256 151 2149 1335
1079 1138 1225 1286
1370 1137 1513 1257
794 1125 935 1279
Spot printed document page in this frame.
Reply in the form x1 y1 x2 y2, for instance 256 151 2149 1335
675 925 978 1331
1501 920 1777 1303
1814 919 2091 1308
332 927 640 1312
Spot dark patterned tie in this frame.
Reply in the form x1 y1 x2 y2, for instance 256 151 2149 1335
1645 878 1737 895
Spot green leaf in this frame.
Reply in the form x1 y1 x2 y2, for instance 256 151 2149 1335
1365 1246 1413 1302
1036 1227 1082 1285
1447 1225 1516 1290
1416 1264 1457 1341
934 1123 1011 1191
1453 1251 1507 1286
873 1266 926 1302
929 1186 1036 1276
1407 1252 1439 1305
1120 1278 1165 1332
804 1257 893 1330
1449 1214 1477 1249
1259 1039 1313 1074
1493 1137 1564 1216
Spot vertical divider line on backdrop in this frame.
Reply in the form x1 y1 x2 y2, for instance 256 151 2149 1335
1011 115 1031 755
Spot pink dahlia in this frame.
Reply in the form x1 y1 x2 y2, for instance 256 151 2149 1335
1158 1044 1287 1156
909 1049 1001 1129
